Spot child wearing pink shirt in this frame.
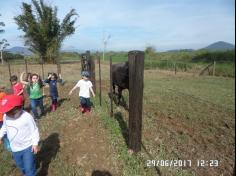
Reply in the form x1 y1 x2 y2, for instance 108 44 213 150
10 75 24 105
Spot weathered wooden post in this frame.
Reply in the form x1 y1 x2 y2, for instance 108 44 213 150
213 61 216 76
98 56 102 106
57 60 61 75
41 57 45 79
128 50 144 153
109 56 113 117
81 51 96 93
207 67 210 75
81 54 85 71
7 61 12 81
90 56 96 94
24 58 28 75
174 63 177 75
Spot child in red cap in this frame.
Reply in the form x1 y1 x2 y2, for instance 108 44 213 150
0 95 40 176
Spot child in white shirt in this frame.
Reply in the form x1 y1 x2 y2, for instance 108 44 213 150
69 71 95 113
0 95 40 176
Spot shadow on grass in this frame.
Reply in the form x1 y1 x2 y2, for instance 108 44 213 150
90 101 95 108
91 170 112 176
114 112 161 176
58 98 69 107
36 133 60 176
114 112 129 146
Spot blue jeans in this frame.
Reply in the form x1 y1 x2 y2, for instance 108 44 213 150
80 97 91 108
30 97 44 118
51 96 58 105
12 146 36 176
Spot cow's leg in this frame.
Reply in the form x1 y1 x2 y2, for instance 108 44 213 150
112 83 116 94
111 83 117 103
118 87 123 105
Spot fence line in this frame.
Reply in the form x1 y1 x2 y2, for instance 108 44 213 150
109 56 113 117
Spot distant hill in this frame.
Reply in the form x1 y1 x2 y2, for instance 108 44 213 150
202 41 235 51
6 47 32 56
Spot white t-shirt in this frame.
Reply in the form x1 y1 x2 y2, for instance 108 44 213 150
0 111 40 152
75 79 93 98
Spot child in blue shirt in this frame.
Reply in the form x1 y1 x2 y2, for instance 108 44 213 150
44 73 62 111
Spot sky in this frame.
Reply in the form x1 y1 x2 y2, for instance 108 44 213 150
0 0 235 51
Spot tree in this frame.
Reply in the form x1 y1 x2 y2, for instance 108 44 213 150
145 46 156 60
0 39 10 64
145 46 156 54
0 14 5 34
14 0 78 63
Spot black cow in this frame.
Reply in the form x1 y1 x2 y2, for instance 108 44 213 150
112 61 129 105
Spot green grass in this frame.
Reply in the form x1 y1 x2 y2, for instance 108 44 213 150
141 71 235 175
145 60 192 71
0 147 16 176
94 97 156 176
144 74 235 111
215 62 235 77
101 52 235 77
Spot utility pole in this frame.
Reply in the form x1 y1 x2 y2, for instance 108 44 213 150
102 31 111 61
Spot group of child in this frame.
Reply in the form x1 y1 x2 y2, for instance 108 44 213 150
0 70 95 176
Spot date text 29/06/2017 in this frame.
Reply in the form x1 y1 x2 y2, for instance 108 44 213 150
146 160 219 167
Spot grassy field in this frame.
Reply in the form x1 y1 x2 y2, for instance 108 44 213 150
5 50 235 77
0 62 235 176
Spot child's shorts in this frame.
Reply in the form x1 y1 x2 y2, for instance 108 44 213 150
79 97 91 108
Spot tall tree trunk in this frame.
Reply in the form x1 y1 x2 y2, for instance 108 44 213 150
0 50 4 65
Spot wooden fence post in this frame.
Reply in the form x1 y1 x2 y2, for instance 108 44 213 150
81 51 96 93
213 61 216 76
199 63 214 76
109 56 113 117
174 63 177 75
128 50 144 153
24 58 28 75
98 56 102 106
90 57 96 94
57 60 61 75
7 61 12 85
41 57 45 79
184 64 187 72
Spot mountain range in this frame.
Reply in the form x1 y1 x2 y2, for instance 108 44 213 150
6 46 32 55
167 41 234 52
5 41 235 55
203 41 235 51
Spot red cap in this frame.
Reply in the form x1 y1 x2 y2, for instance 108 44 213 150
0 95 23 113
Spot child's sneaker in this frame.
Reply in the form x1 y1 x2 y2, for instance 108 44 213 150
51 104 56 112
80 107 86 113
84 107 92 116
86 108 91 112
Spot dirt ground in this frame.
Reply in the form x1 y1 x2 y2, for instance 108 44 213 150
7 83 122 176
